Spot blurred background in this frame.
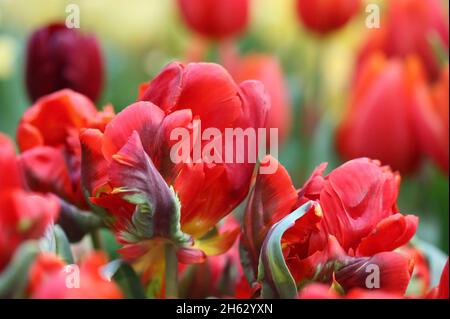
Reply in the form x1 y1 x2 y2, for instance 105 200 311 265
0 0 448 256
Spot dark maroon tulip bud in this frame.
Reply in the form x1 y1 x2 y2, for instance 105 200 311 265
25 23 104 102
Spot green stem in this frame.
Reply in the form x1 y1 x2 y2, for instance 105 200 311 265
90 229 102 251
164 242 178 299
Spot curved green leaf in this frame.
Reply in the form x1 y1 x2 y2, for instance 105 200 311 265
258 201 316 299
40 224 74 264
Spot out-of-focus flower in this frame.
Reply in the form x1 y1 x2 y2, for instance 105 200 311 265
0 133 59 271
436 260 449 299
16 89 114 210
358 0 449 81
295 0 361 35
227 54 292 145
81 62 268 294
30 252 123 299
177 0 249 40
25 23 104 102
298 283 402 299
337 53 427 174
412 64 449 174
243 155 418 296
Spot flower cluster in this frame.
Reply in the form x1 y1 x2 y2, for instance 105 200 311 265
0 0 448 299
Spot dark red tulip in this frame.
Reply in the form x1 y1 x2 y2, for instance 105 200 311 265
25 23 104 102
296 0 361 34
177 0 249 39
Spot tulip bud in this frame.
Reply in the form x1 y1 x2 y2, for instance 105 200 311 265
25 23 104 102
296 0 361 35
177 0 249 39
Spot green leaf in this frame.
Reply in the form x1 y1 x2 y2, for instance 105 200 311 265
40 224 74 264
0 241 40 298
257 201 316 299
110 261 146 299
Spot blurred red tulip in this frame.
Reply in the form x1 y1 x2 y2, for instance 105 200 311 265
80 62 268 292
412 65 449 174
0 133 59 271
243 156 418 295
16 89 114 210
298 283 402 299
30 252 123 299
25 23 104 102
177 0 249 39
296 0 361 34
358 0 449 80
437 260 449 299
227 54 292 145
337 53 427 174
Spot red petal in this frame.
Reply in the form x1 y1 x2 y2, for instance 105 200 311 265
102 101 165 162
0 133 22 190
17 89 97 149
80 129 109 196
18 147 73 202
357 214 418 256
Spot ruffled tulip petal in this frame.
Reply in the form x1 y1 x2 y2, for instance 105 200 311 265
18 146 73 203
102 101 165 162
357 214 419 256
17 89 97 150
335 251 413 294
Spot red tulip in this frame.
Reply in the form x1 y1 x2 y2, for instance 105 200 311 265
337 53 427 174
30 252 123 299
296 0 361 34
16 89 114 209
243 155 418 295
80 62 269 291
25 23 104 102
412 64 449 174
0 133 59 271
358 0 449 81
227 54 292 144
177 0 249 39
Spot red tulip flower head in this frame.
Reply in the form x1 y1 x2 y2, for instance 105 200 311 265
25 23 104 102
296 0 361 35
81 62 269 294
337 54 428 174
16 89 114 210
177 0 249 40
243 156 418 298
